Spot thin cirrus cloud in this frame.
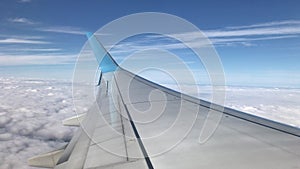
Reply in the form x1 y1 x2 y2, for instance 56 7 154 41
18 0 32 3
0 47 62 52
2 19 299 66
205 25 300 38
224 20 300 29
109 19 300 53
174 20 300 45
37 26 86 35
0 54 77 65
18 48 62 52
7 17 86 35
0 20 83 65
8 17 36 24
0 38 50 44
0 34 45 40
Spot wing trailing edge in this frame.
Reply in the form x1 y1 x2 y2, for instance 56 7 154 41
62 113 86 127
28 148 65 168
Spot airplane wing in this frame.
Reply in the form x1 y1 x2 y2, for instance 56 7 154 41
28 34 300 169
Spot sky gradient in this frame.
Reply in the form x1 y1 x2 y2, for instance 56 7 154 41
0 0 299 87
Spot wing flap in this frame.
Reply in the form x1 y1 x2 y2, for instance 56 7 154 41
62 113 86 127
28 148 65 168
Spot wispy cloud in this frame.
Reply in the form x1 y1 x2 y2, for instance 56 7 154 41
37 26 86 35
20 48 62 52
0 47 62 53
18 0 32 3
109 19 300 54
205 26 300 38
8 17 36 24
225 20 300 29
0 34 44 40
212 35 297 42
0 38 50 44
0 53 77 65
174 20 300 43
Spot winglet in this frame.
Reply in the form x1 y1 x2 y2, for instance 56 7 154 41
86 32 93 39
86 32 118 73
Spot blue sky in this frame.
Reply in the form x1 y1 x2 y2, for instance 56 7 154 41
0 0 299 87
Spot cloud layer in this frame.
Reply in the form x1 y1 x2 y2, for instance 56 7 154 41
224 86 300 128
0 78 80 169
166 84 300 128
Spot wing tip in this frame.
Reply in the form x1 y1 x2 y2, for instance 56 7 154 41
86 32 93 39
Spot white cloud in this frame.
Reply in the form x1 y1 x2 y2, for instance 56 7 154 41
170 20 300 39
18 0 32 3
224 86 300 128
150 20 300 49
38 26 86 35
0 38 50 44
0 78 81 169
163 84 300 128
8 17 35 24
211 35 297 43
0 47 62 52
204 26 300 38
173 20 300 46
225 20 300 29
16 48 62 52
0 53 77 65
0 115 12 128
106 19 300 55
0 35 44 40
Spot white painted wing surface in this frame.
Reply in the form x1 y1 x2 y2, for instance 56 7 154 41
50 68 300 169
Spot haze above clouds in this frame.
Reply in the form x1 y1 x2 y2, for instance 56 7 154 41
165 83 300 128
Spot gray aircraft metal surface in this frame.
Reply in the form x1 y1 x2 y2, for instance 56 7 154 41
28 34 300 169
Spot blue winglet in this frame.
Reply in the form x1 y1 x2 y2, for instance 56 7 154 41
86 32 118 73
